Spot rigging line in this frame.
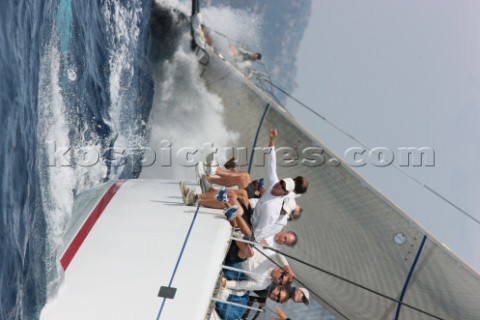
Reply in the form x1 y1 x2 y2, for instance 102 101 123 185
256 244 445 320
269 81 380 151
205 72 233 87
252 74 284 109
252 246 351 320
202 24 282 105
205 24 262 60
268 80 480 227
239 237 441 320
262 305 336 320
248 104 271 174
210 29 253 51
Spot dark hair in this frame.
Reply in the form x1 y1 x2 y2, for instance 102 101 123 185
251 52 262 60
293 176 308 194
224 157 237 170
288 206 303 221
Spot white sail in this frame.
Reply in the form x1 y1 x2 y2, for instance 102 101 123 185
197 44 480 319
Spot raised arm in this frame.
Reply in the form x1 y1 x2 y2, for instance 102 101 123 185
274 307 291 320
266 129 279 186
269 128 277 147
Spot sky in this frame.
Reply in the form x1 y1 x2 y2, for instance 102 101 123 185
290 0 480 272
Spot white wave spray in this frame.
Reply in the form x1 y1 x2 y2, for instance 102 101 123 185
38 0 148 301
36 34 109 300
140 0 262 180
103 0 145 178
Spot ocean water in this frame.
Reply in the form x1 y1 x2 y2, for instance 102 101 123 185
0 0 322 319
0 0 152 318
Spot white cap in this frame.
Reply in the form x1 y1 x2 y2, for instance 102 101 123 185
282 197 297 215
282 178 295 192
298 288 310 305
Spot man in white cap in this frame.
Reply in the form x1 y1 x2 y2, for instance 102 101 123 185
289 287 310 305
251 128 307 241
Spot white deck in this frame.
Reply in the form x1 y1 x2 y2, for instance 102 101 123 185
41 179 232 320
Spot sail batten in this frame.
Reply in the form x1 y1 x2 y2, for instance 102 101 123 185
395 235 428 320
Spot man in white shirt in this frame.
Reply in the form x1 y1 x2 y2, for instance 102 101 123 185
251 129 308 241
260 230 297 252
225 229 296 266
257 230 297 278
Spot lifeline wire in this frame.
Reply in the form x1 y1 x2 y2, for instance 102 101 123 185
233 237 445 320
253 242 445 320
252 245 351 320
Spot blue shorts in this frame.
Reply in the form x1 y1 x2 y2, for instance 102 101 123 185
223 262 249 281
215 263 251 319
215 292 250 320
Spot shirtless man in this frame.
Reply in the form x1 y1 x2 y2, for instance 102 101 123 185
206 165 251 190
197 156 264 199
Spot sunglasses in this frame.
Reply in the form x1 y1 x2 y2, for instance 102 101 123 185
275 289 282 303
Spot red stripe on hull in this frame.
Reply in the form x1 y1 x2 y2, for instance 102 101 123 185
60 181 125 270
